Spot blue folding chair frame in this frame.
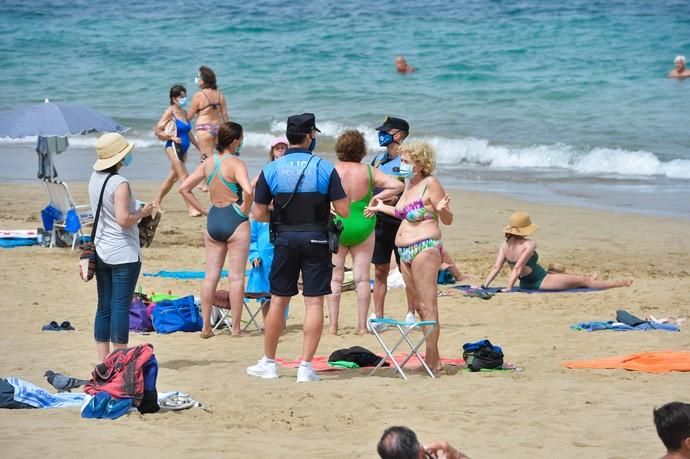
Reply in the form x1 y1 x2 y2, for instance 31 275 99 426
368 317 437 380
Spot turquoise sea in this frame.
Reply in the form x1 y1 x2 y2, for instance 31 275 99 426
1 0 689 217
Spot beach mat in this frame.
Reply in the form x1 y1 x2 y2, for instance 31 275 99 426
561 351 690 373
0 238 38 248
275 354 465 372
571 321 679 332
0 230 38 239
454 284 601 294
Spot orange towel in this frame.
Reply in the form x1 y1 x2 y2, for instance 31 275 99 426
562 351 690 373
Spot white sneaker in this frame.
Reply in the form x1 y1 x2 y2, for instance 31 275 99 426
387 268 406 289
405 312 416 324
367 313 388 333
296 364 320 383
246 356 278 379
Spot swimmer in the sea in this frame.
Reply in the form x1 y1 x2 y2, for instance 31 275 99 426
396 55 416 74
668 55 690 79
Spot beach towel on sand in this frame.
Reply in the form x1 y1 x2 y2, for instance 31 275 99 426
454 284 600 294
275 355 466 372
571 321 679 332
562 351 690 373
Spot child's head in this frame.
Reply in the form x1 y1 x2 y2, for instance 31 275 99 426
269 137 289 161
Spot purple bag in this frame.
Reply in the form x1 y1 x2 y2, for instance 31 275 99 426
129 297 153 332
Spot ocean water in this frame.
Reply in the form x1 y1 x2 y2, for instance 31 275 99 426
1 0 690 217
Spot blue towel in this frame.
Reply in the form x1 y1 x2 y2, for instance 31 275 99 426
454 284 601 294
0 238 38 249
571 321 679 332
6 377 86 408
144 270 228 279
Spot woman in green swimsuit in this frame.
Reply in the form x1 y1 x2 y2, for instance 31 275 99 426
327 130 404 335
482 212 633 291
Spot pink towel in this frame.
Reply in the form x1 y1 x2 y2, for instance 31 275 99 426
274 354 465 372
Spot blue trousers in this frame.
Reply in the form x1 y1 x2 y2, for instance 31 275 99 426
95 255 141 344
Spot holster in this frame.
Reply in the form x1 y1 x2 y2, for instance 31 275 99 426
327 215 343 254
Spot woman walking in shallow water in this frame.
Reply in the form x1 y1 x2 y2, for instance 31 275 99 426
153 84 201 216
481 212 633 292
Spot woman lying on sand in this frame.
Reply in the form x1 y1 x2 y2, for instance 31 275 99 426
481 212 633 292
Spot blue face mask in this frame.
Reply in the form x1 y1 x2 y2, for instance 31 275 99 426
235 140 243 155
378 131 394 147
178 96 187 107
122 153 133 167
398 162 414 178
309 137 317 151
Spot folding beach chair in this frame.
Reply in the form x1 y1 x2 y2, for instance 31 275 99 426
41 179 93 250
211 291 271 333
368 317 437 380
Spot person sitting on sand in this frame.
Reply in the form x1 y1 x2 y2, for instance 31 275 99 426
654 402 690 459
179 122 253 338
668 55 690 79
377 426 470 459
396 55 416 74
480 212 633 292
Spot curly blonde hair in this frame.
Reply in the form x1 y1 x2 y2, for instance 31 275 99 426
401 141 436 176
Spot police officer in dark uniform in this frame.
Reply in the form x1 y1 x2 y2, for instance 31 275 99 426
248 113 349 383
369 116 412 327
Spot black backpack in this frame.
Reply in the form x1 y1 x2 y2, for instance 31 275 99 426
462 340 504 372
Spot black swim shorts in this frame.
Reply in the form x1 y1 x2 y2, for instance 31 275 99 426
269 232 333 297
371 217 401 265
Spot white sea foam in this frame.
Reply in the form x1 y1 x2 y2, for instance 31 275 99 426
3 125 689 180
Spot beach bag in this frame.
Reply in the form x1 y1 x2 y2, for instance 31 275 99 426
154 114 177 141
462 339 504 371
40 204 62 231
437 269 456 285
79 173 115 282
129 297 153 332
152 295 203 333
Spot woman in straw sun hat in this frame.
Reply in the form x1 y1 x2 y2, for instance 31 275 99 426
481 212 633 292
89 133 154 362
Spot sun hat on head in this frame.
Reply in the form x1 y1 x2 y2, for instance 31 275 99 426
93 133 134 171
270 136 288 148
675 55 686 64
504 211 539 237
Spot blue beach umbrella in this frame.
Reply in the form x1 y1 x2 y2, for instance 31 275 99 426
0 99 126 138
0 99 127 179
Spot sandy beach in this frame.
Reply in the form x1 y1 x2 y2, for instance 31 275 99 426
0 182 688 458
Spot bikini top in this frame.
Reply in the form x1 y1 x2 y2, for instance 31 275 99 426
394 184 437 222
199 90 224 118
207 154 243 204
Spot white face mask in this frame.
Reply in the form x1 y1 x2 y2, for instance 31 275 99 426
194 75 200 85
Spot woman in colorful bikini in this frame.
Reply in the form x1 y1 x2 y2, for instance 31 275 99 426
481 212 633 292
366 141 451 371
153 85 201 216
187 65 228 192
179 122 253 338
327 130 403 335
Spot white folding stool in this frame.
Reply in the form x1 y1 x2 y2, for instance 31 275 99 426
212 292 270 333
368 317 437 380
